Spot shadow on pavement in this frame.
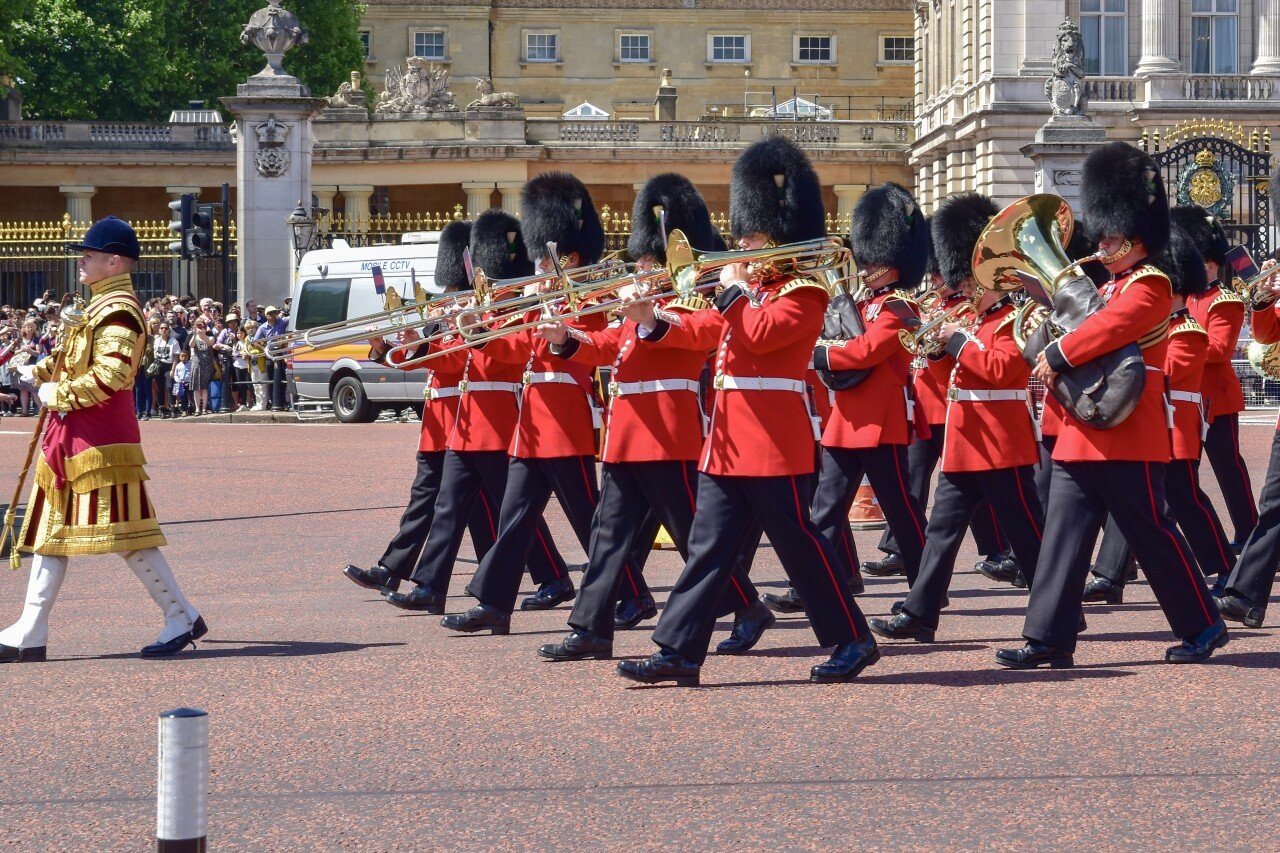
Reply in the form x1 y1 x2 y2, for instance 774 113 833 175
59 639 405 661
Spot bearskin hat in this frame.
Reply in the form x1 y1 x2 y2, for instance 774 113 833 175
1169 205 1230 269
850 182 930 288
470 210 533 280
729 135 825 244
1157 219 1211 297
930 193 999 290
923 217 939 282
519 172 605 266
1081 141 1170 258
434 220 473 291
628 173 725 263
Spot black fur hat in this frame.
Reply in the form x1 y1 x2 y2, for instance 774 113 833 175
1169 205 1230 269
628 173 726 263
850 182 930 288
923 217 939 281
728 135 825 244
470 210 533 280
930 193 999 290
519 172 605 265
435 220 473 291
1157 220 1211 297
1081 141 1170 258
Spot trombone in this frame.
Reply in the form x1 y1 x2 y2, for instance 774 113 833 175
263 282 435 361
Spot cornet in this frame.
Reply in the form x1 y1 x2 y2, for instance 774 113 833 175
897 298 977 357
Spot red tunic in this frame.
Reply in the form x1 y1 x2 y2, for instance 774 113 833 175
1164 312 1209 461
475 310 606 458
1186 284 1245 419
1249 302 1280 430
812 288 918 449
558 313 710 463
1048 264 1173 464
420 342 524 454
1039 394 1064 439
643 274 826 477
388 339 466 453
940 302 1038 473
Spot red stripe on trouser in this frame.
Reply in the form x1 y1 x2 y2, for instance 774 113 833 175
1144 462 1213 623
789 476 858 637
1012 469 1043 540
477 488 498 538
1230 418 1259 524
988 505 1006 549
891 449 926 544
1186 459 1232 570
728 574 750 608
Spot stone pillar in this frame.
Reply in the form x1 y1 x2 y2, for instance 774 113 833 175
59 186 95 225
1019 0 1067 75
1134 0 1181 76
312 184 337 232
219 0 325 308
462 182 497 217
833 184 867 223
1020 119 1108 211
654 68 677 121
496 181 524 216
1253 0 1280 76
341 185 374 233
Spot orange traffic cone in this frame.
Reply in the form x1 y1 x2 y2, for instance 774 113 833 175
849 482 886 530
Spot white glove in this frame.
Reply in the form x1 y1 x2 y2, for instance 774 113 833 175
14 364 35 381
36 382 57 408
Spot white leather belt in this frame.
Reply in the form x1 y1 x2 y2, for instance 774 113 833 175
1170 390 1203 404
426 385 461 401
522 371 581 387
949 389 1029 402
460 380 521 394
610 378 700 397
712 375 805 393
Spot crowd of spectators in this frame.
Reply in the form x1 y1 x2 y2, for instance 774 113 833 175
0 290 292 418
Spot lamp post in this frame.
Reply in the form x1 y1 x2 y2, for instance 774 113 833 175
287 200 315 263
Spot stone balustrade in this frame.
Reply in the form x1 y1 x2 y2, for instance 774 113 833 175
0 121 231 148
526 117 913 147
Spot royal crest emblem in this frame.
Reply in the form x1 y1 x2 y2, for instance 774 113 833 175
1176 149 1234 219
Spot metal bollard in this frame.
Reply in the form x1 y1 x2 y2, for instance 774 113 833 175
156 708 208 852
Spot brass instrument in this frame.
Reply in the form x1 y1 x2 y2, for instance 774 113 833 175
1232 268 1280 306
1247 339 1280 380
972 194 1102 297
898 298 977 357
1012 301 1052 351
264 282 433 361
665 231 851 299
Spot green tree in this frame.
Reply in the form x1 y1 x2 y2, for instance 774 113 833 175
9 0 365 121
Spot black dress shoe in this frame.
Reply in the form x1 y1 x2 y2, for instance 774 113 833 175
1229 539 1246 556
810 637 880 683
868 612 934 643
617 649 700 686
1011 568 1028 589
1216 593 1265 628
1125 557 1140 582
141 616 210 658
1165 618 1229 663
1210 576 1228 598
1082 576 1124 604
862 552 905 577
614 595 658 629
0 643 46 663
762 587 806 613
385 584 447 613
715 600 776 655
521 577 576 611
343 564 402 595
995 641 1073 669
538 630 612 661
441 604 510 635
975 557 1020 585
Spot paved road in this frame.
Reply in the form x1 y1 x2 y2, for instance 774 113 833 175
0 420 1278 850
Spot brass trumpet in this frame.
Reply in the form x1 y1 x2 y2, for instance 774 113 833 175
897 298 977 357
665 231 852 298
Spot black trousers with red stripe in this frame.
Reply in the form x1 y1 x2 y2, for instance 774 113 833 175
410 451 567 595
470 455 605 613
1092 458 1234 586
1023 460 1218 653
1203 413 1259 543
1035 435 1057 510
653 472 869 666
1224 430 1280 608
811 445 929 584
569 461 758 641
902 465 1044 630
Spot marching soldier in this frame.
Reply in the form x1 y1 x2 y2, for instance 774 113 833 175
439 174 609 633
868 193 1045 642
999 141 1228 668
537 173 772 662
616 135 878 686
1082 212 1236 603
1 217 205 661
809 183 929 587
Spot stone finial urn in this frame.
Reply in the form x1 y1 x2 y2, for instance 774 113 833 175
241 0 309 77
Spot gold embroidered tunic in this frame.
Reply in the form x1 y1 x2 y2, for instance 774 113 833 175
18 273 166 556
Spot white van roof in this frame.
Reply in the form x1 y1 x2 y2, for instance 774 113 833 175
296 234 443 289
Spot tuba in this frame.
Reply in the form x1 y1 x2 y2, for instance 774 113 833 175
973 194 1146 429
1248 340 1280 380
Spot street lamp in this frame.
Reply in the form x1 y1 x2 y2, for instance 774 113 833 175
287 200 315 262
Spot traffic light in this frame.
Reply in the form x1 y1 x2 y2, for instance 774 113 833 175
168 194 194 258
190 203 216 257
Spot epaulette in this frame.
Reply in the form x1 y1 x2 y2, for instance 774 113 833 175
1121 265 1171 296
883 292 918 311
87 291 145 330
1168 317 1208 338
665 294 711 313
995 312 1017 334
1211 288 1245 310
774 277 831 300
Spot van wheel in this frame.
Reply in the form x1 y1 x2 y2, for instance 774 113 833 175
332 375 376 423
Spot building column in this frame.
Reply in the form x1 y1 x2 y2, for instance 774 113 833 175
312 185 337 232
59 185 95 225
833 184 867 223
462 181 496 217
1134 0 1181 76
496 182 524 216
1253 0 1280 75
341 185 374 233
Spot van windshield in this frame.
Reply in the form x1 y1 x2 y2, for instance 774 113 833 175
295 279 351 331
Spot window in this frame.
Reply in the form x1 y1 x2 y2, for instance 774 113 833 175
796 35 833 63
881 35 914 63
709 34 748 62
295 280 352 332
359 30 372 60
412 31 445 60
526 32 559 62
619 33 651 63
370 187 390 217
1080 0 1127 75
1192 0 1238 74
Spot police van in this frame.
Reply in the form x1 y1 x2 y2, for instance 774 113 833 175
285 233 443 422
